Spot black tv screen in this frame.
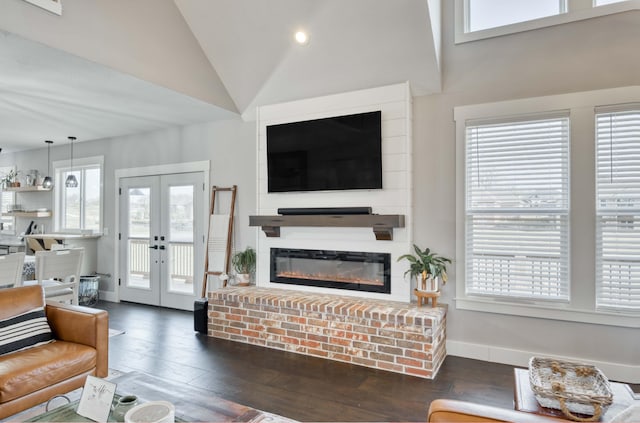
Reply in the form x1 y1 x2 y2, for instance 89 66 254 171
266 111 382 193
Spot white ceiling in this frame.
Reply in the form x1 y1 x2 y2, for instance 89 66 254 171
0 0 440 152
175 0 441 120
0 30 238 152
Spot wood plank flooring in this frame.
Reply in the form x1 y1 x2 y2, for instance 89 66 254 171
99 300 637 422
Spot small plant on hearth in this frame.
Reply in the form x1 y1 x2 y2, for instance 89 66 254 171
397 244 451 292
232 246 256 286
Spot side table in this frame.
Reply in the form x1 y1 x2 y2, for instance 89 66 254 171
513 368 639 421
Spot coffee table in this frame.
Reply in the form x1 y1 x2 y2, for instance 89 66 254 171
514 368 639 421
26 372 298 422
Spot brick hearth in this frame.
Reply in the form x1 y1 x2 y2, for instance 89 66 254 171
208 287 447 379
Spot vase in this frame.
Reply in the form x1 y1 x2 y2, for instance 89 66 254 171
419 274 439 293
112 395 139 421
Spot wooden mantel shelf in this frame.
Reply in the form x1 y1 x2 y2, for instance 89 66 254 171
249 214 405 241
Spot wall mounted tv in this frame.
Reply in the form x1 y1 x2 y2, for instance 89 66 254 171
266 110 382 193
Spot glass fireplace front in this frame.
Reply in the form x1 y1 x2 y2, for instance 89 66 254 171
270 248 391 294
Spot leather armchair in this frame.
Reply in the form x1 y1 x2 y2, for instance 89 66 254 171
0 285 108 419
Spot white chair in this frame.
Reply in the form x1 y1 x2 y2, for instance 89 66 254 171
24 249 83 305
0 252 25 289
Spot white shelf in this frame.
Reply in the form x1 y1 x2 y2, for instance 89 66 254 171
2 211 52 218
3 185 52 192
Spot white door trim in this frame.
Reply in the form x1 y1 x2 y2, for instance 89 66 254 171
111 161 210 303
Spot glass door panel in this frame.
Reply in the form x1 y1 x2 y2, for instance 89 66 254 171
127 187 151 289
167 185 195 294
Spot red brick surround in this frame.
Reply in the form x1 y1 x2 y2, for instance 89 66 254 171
208 287 447 379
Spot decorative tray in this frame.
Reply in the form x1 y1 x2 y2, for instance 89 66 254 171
529 357 613 422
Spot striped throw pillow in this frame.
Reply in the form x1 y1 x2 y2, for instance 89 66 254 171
0 307 54 356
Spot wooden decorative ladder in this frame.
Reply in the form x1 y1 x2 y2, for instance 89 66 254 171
201 185 237 296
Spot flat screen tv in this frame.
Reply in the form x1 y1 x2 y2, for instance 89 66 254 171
266 110 382 193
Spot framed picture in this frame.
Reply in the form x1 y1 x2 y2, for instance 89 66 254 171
22 0 62 15
76 375 117 422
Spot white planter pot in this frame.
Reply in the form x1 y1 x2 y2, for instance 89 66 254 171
418 276 439 293
235 273 251 286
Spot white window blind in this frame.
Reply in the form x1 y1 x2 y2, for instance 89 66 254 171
465 116 570 300
596 108 640 311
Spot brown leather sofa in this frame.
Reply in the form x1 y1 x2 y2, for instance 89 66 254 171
0 285 108 419
428 399 571 422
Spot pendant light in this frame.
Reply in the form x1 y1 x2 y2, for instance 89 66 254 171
42 140 54 189
65 136 78 188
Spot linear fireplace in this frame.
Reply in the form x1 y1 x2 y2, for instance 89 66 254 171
270 248 391 294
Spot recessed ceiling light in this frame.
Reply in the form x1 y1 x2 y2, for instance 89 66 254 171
294 31 309 45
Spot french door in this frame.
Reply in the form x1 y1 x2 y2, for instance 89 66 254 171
119 172 204 310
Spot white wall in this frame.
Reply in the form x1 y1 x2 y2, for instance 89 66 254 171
1 118 256 297
412 4 640 381
256 83 413 302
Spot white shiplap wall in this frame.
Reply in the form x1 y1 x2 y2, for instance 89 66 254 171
256 83 413 302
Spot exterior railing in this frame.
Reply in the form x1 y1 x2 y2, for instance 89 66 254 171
129 238 193 282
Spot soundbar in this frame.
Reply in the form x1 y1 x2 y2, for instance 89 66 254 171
278 207 372 216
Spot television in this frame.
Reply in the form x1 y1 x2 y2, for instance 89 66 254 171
266 111 382 193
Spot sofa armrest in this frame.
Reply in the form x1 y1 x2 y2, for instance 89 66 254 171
428 399 570 423
45 300 109 378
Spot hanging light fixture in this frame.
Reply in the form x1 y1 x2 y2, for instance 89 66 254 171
65 136 78 188
42 140 54 189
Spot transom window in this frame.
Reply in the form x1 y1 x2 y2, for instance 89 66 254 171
465 115 570 301
595 0 630 5
456 0 640 43
53 156 103 233
466 0 566 32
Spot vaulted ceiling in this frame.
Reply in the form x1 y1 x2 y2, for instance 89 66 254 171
0 0 441 151
174 0 441 120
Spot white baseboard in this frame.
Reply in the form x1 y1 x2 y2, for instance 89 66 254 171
98 290 118 302
447 340 640 384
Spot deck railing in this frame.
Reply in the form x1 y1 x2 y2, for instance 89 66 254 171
129 238 193 282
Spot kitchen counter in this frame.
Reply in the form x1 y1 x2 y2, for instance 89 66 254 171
24 233 100 275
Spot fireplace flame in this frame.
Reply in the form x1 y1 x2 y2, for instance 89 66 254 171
277 271 383 286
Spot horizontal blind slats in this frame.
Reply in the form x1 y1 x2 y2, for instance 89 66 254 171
596 110 640 310
466 117 569 301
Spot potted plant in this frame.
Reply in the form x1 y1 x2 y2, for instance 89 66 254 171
398 244 451 292
1 169 20 188
232 246 256 286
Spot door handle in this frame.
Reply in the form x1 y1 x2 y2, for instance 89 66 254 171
149 245 158 250
159 245 166 250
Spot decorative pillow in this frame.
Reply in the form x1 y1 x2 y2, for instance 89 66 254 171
0 307 54 356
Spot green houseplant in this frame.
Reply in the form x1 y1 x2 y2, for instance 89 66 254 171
232 246 256 286
1 169 19 188
398 244 451 292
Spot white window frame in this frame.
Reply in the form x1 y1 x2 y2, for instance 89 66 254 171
0 166 16 234
53 156 104 234
455 0 640 44
455 86 640 329
595 104 640 311
465 113 571 303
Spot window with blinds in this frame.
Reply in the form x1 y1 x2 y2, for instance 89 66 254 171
596 108 640 311
465 115 570 301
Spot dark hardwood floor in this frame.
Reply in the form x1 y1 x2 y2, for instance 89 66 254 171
98 300 637 422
